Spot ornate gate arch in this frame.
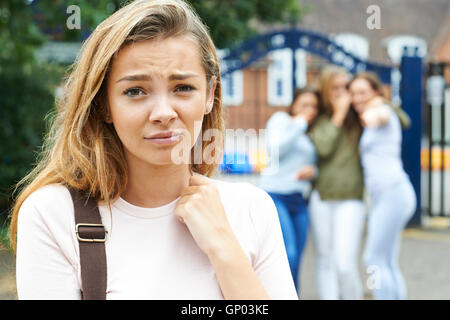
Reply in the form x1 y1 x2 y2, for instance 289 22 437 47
219 28 424 225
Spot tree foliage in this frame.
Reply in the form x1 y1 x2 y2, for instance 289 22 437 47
188 0 305 48
0 0 46 72
35 0 307 48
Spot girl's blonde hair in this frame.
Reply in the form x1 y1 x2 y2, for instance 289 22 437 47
316 65 349 114
9 0 224 251
315 65 361 133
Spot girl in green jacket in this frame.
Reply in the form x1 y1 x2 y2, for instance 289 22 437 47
308 66 365 300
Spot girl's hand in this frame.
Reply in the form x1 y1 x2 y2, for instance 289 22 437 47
360 102 391 128
332 92 352 114
175 174 269 300
364 96 385 110
174 174 235 257
293 110 315 125
331 92 352 126
295 165 316 180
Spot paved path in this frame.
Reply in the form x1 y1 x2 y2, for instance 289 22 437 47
0 247 16 300
298 227 450 299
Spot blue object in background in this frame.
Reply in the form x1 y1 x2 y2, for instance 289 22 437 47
219 152 253 174
400 47 424 226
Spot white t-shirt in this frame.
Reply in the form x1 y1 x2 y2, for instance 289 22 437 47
359 104 409 196
16 174 298 300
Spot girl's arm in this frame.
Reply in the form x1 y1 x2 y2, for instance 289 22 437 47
206 235 270 299
16 186 81 300
265 112 308 158
361 101 392 128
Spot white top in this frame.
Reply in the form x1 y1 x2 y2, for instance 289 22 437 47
16 174 298 300
359 104 409 196
259 111 317 195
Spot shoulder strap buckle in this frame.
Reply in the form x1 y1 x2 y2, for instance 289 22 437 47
75 223 108 243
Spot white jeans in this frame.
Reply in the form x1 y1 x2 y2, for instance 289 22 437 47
309 190 366 300
363 180 416 300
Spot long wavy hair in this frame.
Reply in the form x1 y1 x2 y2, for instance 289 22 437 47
9 0 224 251
288 86 321 132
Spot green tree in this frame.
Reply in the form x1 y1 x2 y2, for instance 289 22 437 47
0 0 46 72
0 1 63 228
190 0 307 48
35 0 308 48
0 64 65 223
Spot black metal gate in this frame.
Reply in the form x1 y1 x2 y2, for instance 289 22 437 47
423 62 450 217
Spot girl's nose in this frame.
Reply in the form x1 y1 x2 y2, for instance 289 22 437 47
148 95 178 126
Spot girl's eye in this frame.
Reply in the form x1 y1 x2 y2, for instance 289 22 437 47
175 85 195 93
123 88 145 97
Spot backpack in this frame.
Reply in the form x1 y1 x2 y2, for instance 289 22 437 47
68 186 107 300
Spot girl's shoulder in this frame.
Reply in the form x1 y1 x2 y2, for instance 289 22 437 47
208 175 271 202
22 183 72 209
207 175 278 224
267 111 290 126
270 111 289 120
19 183 75 228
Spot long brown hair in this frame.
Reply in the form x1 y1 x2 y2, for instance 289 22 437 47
9 0 224 251
288 86 320 131
288 86 321 116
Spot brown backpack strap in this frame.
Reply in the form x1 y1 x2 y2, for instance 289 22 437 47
68 186 108 300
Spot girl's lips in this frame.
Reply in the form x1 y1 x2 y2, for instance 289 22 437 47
144 133 183 145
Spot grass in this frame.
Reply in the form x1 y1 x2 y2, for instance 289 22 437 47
0 222 16 300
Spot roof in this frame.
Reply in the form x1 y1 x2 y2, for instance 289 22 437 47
295 0 450 63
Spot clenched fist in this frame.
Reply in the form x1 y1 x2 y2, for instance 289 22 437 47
174 174 236 257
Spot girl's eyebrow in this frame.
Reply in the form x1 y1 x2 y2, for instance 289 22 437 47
116 74 150 83
116 72 199 83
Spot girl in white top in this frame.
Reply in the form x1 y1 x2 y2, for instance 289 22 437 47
348 72 416 300
10 0 297 300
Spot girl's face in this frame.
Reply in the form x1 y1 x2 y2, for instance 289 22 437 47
349 78 377 114
106 36 216 168
329 73 349 103
291 92 319 122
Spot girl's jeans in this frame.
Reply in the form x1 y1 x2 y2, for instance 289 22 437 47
268 191 309 291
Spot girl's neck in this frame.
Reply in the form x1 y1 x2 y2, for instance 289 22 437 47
121 162 192 208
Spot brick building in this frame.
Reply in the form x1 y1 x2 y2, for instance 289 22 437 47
223 0 450 131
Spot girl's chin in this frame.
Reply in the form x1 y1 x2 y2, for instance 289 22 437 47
143 152 191 167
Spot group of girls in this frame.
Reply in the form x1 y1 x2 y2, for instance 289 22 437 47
260 66 416 300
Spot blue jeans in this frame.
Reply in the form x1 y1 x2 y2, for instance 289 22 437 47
268 192 309 290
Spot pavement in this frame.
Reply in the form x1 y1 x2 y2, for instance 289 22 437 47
299 223 450 299
1 173 449 300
